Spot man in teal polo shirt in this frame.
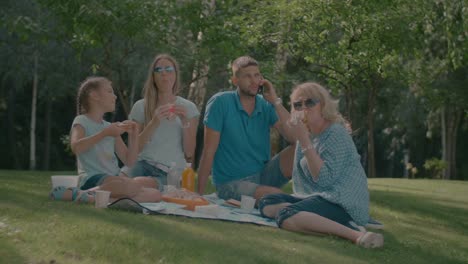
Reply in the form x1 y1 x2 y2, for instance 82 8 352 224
197 56 296 201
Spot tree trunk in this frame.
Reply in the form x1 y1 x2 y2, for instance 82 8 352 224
29 51 39 170
450 110 461 179
187 45 209 110
43 87 52 170
7 79 21 169
187 0 216 109
129 81 136 107
270 3 291 152
442 104 462 179
366 82 377 178
344 85 353 123
441 106 447 178
117 70 130 117
403 149 409 178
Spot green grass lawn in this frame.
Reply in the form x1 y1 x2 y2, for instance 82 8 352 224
1 170 467 264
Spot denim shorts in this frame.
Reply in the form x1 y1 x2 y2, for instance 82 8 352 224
258 193 359 231
80 173 110 190
129 160 167 191
216 154 289 201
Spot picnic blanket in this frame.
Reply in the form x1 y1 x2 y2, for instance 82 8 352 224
108 193 278 227
107 193 384 229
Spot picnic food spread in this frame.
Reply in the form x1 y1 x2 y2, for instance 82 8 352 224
162 188 209 211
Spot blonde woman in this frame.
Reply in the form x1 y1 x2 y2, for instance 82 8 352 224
127 54 200 188
258 82 384 248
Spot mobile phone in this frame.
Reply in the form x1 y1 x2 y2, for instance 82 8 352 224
257 85 264 95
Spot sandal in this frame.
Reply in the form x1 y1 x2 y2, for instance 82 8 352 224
356 232 384 248
50 186 79 201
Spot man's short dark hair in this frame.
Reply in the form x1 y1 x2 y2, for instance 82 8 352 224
232 56 259 76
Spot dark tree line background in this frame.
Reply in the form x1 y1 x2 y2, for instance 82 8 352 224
1 0 467 180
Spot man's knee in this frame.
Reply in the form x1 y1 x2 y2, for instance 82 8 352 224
253 185 283 201
217 180 257 201
278 143 296 178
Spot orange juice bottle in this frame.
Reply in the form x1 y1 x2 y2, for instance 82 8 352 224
181 163 195 192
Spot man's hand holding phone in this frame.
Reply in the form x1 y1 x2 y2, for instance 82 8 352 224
259 79 279 105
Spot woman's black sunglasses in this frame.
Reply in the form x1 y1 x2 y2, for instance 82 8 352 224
292 98 320 111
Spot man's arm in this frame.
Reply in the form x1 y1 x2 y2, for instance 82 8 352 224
271 104 296 144
261 80 295 143
197 126 220 194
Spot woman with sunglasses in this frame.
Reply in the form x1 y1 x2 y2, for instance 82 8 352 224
258 82 384 248
125 54 200 189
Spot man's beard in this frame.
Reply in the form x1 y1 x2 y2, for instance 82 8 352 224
238 86 257 97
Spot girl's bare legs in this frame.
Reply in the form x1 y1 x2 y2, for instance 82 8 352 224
131 188 162 203
133 177 158 189
119 172 158 188
118 172 158 189
99 176 161 203
54 176 160 203
99 177 140 198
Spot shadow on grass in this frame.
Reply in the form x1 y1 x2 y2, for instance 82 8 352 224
1 186 367 263
370 189 468 263
370 189 468 230
1 186 325 262
370 181 468 198
377 231 467 264
0 236 27 264
2 173 468 263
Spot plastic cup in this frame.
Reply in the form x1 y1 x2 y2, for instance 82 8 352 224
167 170 181 187
163 185 177 194
95 190 111 208
287 111 304 127
51 175 79 188
240 195 256 213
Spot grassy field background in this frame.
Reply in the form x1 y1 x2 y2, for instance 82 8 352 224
1 170 467 264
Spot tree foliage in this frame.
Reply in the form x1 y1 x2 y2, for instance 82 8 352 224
0 0 466 179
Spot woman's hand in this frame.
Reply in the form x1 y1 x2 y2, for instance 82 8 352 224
152 104 173 122
172 104 189 126
287 111 310 142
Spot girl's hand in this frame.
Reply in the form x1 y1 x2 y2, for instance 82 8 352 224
119 120 139 135
104 123 126 137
